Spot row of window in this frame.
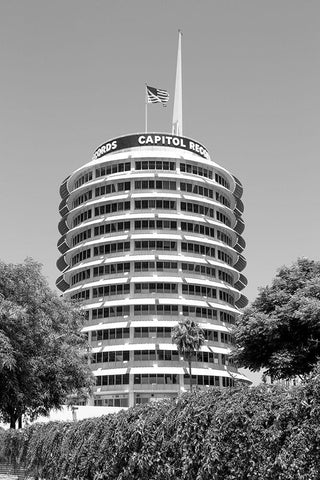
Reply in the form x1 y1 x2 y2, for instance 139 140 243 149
135 240 177 251
134 219 177 230
182 284 217 300
90 326 228 344
94 221 130 237
95 182 130 197
73 161 230 192
71 221 232 249
71 261 233 287
135 200 176 210
92 327 130 341
73 178 233 210
72 201 232 229
135 160 175 171
73 210 92 227
94 201 130 217
181 242 216 258
89 304 235 324
96 162 131 177
93 241 130 256
180 182 230 208
71 241 233 267
92 284 130 298
181 202 231 227
74 171 93 190
135 180 176 190
91 350 224 365
72 282 235 304
72 228 92 247
180 164 230 190
181 163 231 189
135 283 178 294
93 263 131 277
73 190 92 208
94 396 128 407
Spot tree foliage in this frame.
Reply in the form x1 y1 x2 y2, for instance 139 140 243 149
2 368 320 479
0 258 93 428
172 319 205 391
232 258 320 379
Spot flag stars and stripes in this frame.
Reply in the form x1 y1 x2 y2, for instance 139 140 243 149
147 85 169 106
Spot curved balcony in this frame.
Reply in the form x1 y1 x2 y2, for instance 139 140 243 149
57 235 70 255
57 255 68 273
232 175 243 199
235 294 248 309
233 235 246 254
233 254 247 273
234 197 244 216
59 175 70 200
234 273 248 291
56 275 70 293
234 218 245 235
58 217 69 236
59 198 69 218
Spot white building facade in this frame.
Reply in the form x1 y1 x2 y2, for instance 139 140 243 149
57 133 248 408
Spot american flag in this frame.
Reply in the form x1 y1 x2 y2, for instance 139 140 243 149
147 85 169 106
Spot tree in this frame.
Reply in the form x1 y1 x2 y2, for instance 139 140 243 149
172 319 204 391
232 257 320 380
0 258 93 428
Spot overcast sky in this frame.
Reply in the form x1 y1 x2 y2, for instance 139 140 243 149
1 1 319 381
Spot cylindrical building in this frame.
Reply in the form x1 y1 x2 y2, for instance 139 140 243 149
57 133 248 408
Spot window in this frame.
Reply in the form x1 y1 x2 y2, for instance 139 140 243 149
134 374 178 385
73 190 93 208
74 171 93 189
135 200 176 210
134 283 178 294
73 209 92 228
94 221 130 236
71 249 91 266
182 284 216 299
93 242 130 256
181 242 215 258
71 269 91 285
95 201 130 216
96 162 130 177
181 222 215 238
91 326 130 340
93 262 130 277
92 284 130 298
72 228 92 246
135 240 177 251
182 305 217 320
135 160 175 171
96 374 129 386
134 304 178 316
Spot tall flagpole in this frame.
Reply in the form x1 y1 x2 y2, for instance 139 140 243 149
145 83 148 132
172 30 183 136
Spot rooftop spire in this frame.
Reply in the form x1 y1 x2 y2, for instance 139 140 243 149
172 30 183 136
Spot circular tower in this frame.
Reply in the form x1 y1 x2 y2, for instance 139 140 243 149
57 133 248 408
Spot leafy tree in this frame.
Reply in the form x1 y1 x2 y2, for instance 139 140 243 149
172 319 204 391
232 257 320 380
0 258 93 428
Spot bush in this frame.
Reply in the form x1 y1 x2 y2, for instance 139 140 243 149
1 371 320 479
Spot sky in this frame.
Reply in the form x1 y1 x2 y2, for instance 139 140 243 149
1 1 320 383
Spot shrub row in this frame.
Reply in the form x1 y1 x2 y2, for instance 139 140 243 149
1 374 320 480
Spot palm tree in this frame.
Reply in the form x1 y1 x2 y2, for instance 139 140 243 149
172 319 205 392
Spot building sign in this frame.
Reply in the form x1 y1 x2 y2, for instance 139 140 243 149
92 133 210 161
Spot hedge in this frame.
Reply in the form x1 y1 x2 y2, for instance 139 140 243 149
1 373 320 480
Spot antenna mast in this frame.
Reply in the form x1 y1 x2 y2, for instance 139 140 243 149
172 30 183 136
